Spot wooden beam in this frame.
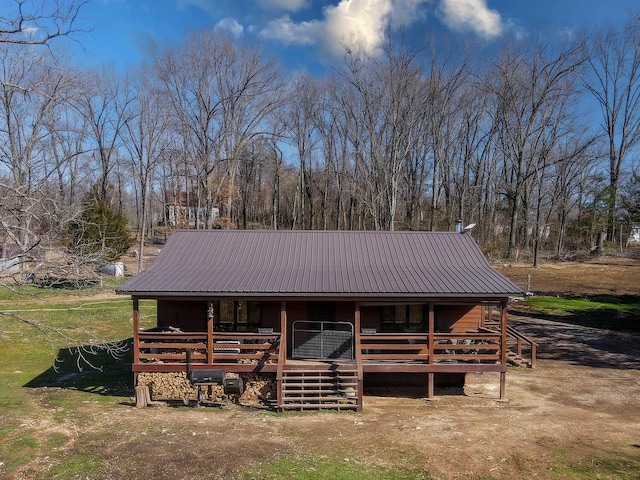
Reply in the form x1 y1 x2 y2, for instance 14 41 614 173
427 302 434 399
362 363 507 373
428 301 434 365
280 301 287 363
207 302 214 364
133 297 140 365
500 300 508 400
354 302 364 412
277 301 287 409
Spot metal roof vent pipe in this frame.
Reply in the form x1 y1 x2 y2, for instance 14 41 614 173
455 219 462 233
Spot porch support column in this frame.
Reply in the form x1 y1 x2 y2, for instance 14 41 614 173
132 297 140 365
427 301 434 399
500 299 508 400
277 301 287 410
280 301 287 363
354 302 363 412
207 302 214 364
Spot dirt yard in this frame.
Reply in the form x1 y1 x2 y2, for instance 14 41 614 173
75 320 639 479
495 255 639 295
8 255 640 479
26 317 637 480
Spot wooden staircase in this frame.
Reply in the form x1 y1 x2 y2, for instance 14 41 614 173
506 349 532 367
280 368 360 411
484 320 537 368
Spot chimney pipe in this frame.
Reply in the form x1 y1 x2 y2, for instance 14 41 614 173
455 219 462 233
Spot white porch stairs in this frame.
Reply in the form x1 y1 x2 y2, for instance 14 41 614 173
279 368 359 411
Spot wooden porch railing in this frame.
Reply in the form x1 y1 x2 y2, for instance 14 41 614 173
359 332 501 363
433 333 501 363
136 330 282 365
136 330 505 366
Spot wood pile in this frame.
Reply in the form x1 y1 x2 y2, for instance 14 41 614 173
137 372 200 401
239 373 276 404
136 372 277 406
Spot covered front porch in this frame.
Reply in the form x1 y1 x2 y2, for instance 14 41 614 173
130 297 534 410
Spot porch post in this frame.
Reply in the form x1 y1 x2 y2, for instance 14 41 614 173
354 302 363 412
207 302 214 364
280 301 287 363
132 297 140 365
427 301 434 399
500 299 508 400
277 301 287 410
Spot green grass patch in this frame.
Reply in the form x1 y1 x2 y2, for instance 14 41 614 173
242 455 431 480
518 295 640 332
524 295 640 315
47 453 107 479
550 454 640 479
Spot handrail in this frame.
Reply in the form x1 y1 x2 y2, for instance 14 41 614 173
359 332 502 364
136 330 282 365
480 324 537 368
505 325 538 347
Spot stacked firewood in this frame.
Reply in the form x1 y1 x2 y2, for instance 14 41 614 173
239 373 276 404
136 371 277 405
137 372 202 401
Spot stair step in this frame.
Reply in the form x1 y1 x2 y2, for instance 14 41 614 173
279 368 361 410
281 403 358 410
282 395 357 401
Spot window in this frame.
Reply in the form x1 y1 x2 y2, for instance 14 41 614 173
214 300 261 331
381 304 425 332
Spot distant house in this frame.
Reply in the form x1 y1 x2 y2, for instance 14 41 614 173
116 230 533 411
164 190 219 228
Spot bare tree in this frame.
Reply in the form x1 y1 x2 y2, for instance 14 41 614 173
0 1 131 371
122 65 171 272
485 39 585 260
337 43 427 230
585 22 640 244
282 74 320 229
72 67 133 207
0 45 72 271
154 30 285 229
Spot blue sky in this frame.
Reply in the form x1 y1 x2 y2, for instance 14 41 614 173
61 0 636 71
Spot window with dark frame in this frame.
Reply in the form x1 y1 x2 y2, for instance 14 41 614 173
380 304 426 332
214 300 261 331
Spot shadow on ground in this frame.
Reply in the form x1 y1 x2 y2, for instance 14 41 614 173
24 338 134 397
509 313 640 369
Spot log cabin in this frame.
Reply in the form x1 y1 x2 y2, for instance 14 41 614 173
116 229 535 411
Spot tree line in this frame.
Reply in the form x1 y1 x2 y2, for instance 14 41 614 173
2 2 640 280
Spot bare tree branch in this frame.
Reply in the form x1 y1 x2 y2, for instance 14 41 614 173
0 0 88 46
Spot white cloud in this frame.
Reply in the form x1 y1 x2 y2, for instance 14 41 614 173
21 25 38 37
437 0 503 39
257 0 309 11
322 0 393 56
261 0 430 58
261 15 319 45
216 18 244 37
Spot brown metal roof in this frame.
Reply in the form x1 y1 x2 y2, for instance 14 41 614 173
116 230 521 298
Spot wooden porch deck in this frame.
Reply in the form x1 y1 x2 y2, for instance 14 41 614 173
131 328 537 410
